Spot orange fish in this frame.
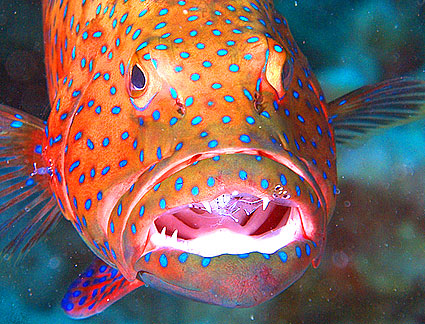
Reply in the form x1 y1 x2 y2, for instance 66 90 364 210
0 0 424 319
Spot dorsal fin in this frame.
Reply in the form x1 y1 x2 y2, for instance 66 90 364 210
328 77 425 145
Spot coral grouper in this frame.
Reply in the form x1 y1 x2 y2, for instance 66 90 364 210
0 0 424 319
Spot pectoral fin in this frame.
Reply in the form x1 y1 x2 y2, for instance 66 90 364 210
62 257 144 319
0 105 61 260
328 77 425 145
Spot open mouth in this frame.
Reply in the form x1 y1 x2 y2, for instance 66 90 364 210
148 192 305 257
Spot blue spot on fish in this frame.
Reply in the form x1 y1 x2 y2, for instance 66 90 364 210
278 251 288 263
295 246 302 258
202 258 211 267
159 254 168 267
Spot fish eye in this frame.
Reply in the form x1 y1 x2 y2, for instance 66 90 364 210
281 59 293 90
131 64 146 91
127 55 162 111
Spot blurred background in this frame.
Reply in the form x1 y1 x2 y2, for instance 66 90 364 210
0 0 424 323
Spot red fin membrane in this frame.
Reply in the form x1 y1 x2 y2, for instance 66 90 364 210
328 77 425 145
0 105 61 259
62 257 144 319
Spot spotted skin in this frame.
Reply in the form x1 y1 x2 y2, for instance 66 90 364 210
40 0 335 315
43 0 334 266
0 0 423 319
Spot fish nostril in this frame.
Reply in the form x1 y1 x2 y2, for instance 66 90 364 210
176 99 185 116
253 91 265 113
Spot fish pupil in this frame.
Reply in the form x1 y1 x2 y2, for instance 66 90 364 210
131 64 146 90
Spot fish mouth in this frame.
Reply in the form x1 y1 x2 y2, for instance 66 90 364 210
122 150 324 279
147 192 304 257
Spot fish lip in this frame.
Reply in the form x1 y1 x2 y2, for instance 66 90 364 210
142 192 305 257
129 147 317 213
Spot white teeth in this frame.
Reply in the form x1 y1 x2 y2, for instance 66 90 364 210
202 201 212 213
232 191 239 196
262 197 270 210
171 229 178 241
150 207 301 257
149 199 302 257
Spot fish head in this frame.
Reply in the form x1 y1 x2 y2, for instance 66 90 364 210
55 1 336 307
117 5 336 307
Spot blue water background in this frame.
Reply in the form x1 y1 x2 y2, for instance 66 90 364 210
0 0 424 323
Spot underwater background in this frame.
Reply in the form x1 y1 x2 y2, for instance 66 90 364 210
0 0 424 323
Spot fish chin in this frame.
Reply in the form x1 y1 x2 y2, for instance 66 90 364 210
129 153 323 307
134 193 318 308
148 192 304 257
135 194 316 307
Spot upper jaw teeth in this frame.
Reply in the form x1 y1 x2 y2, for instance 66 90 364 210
201 201 212 213
262 197 270 210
